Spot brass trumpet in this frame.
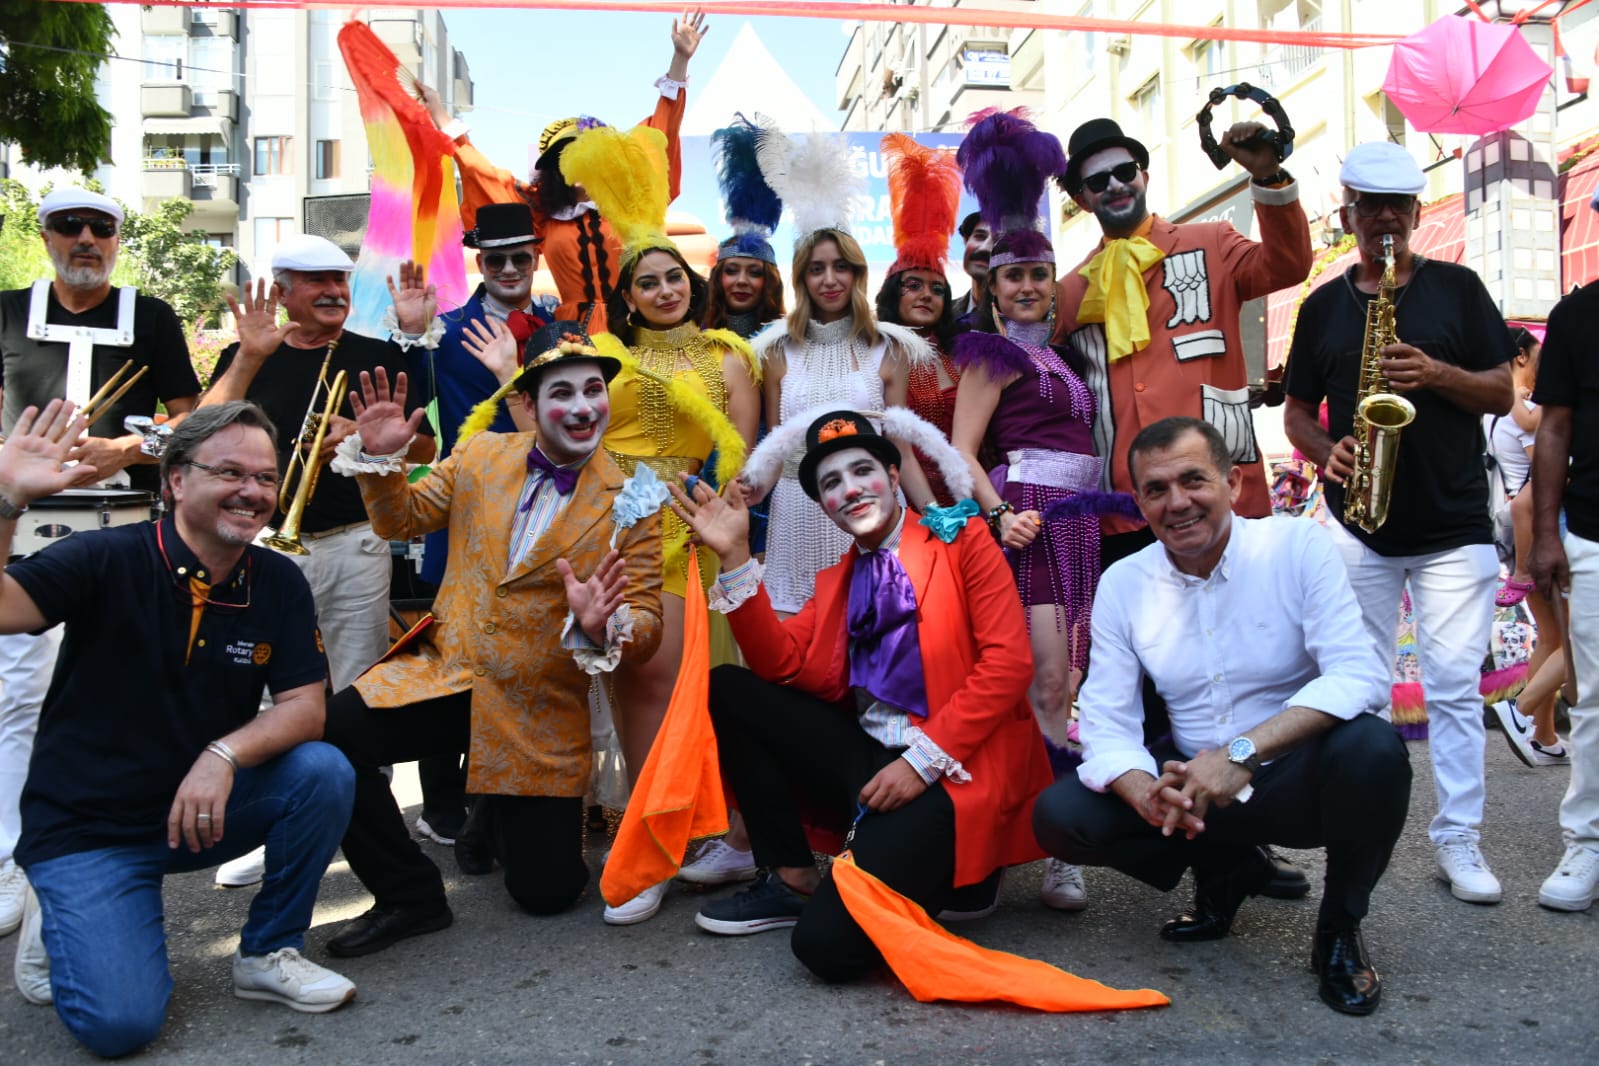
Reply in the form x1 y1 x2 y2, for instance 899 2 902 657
263 341 346 555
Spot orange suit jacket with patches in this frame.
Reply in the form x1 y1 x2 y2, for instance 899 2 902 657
353 431 663 797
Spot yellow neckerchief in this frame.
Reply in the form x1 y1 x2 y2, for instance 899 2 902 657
186 575 211 666
1076 215 1165 363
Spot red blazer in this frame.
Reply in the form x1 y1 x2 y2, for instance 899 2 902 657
727 515 1051 887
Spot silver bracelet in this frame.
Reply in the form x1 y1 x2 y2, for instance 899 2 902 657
205 739 240 771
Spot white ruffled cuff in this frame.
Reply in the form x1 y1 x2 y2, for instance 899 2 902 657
708 558 764 614
383 305 446 351
655 74 688 101
562 603 636 675
329 433 414 477
440 117 470 141
904 724 972 784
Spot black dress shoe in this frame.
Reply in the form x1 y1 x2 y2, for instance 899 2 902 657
455 796 497 876
1160 849 1274 942
326 902 453 958
1311 927 1382 1015
1260 846 1312 900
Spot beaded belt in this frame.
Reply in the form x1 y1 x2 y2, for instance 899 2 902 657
1005 449 1101 492
608 452 700 481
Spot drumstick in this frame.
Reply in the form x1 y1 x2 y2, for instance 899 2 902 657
82 365 150 431
79 359 136 415
1549 589 1579 707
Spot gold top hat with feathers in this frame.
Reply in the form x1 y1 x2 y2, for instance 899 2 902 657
558 124 676 268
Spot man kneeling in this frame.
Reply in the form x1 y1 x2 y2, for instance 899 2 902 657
1032 417 1410 1015
2 402 355 1057
671 410 1051 981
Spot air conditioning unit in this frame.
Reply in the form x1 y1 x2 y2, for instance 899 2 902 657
1107 36 1132 56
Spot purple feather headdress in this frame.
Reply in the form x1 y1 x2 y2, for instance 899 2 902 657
989 228 1055 269
712 114 783 266
957 109 1066 237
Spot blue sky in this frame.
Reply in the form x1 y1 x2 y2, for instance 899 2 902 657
439 10 847 172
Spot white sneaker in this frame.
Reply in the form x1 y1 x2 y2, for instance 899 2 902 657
1538 844 1599 912
215 846 266 888
1435 841 1502 904
0 860 26 936
677 839 757 885
13 884 51 1005
1528 739 1573 767
602 880 668 926
232 947 356 1013
1039 858 1088 911
1489 700 1540 768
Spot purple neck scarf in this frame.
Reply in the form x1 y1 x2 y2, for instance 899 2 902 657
847 550 928 718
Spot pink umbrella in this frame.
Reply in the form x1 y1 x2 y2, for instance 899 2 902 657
1382 15 1553 135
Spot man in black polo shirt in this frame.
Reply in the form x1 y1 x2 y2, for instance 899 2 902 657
1284 142 1513 906
0 401 355 1057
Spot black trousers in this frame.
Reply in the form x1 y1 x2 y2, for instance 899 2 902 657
323 687 589 915
709 665 957 984
1033 713 1412 930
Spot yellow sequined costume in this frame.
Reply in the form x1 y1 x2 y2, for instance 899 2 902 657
603 321 758 596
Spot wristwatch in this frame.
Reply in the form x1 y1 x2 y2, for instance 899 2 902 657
1226 735 1262 775
0 493 26 522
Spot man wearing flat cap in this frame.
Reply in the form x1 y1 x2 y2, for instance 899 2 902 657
0 187 201 935
313 323 663 957
1284 141 1514 907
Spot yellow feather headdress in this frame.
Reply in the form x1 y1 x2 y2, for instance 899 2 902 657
559 124 675 267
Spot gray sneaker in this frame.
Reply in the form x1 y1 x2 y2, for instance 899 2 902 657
13 884 51 1005
232 948 356 1013
0 860 25 937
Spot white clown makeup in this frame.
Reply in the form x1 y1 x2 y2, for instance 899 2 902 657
524 363 611 466
816 447 901 548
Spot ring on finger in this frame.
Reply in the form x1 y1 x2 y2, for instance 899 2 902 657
683 474 701 498
196 813 212 822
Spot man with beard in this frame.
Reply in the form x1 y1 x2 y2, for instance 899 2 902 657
0 188 201 938
315 324 662 956
1053 119 1312 567
947 212 994 322
2 400 356 1054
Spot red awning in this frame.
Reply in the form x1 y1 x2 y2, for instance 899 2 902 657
1559 144 1599 291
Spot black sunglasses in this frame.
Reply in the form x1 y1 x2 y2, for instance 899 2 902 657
1081 161 1142 194
48 214 117 239
1346 194 1417 219
483 251 534 271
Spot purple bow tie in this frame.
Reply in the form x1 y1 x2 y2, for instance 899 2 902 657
847 550 928 718
523 447 578 508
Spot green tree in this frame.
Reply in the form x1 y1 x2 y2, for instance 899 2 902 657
0 179 51 290
119 198 238 328
0 3 116 175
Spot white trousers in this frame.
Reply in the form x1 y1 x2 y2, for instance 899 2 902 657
278 523 392 693
1327 521 1498 845
1562 532 1599 848
0 626 63 865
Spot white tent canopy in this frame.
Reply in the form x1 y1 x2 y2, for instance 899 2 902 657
681 22 839 136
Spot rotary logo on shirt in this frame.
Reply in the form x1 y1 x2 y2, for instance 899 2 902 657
226 640 268 666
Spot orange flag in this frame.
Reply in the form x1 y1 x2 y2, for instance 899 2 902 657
601 550 730 905
832 852 1170 1012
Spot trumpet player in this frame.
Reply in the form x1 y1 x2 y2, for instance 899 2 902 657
1283 142 1514 906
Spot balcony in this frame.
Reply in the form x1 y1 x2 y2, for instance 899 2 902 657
143 161 241 214
199 89 239 124
141 6 188 36
371 18 424 71
190 10 238 41
141 83 192 118
142 159 191 202
1258 14 1326 90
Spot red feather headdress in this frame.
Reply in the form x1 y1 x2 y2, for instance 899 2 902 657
882 133 963 278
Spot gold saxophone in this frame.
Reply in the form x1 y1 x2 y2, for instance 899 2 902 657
263 337 347 555
1344 234 1416 534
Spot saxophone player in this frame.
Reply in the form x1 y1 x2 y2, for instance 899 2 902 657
1283 142 1513 906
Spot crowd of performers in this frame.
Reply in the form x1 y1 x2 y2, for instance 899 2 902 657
3 12 1598 1058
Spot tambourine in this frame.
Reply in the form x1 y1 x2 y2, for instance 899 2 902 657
1196 82 1295 171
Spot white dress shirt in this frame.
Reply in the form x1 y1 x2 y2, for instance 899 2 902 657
1077 514 1390 793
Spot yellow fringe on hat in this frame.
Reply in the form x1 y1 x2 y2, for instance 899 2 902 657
560 124 675 267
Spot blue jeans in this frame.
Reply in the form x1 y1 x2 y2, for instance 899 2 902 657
24 741 354 1058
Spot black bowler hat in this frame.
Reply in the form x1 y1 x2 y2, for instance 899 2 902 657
465 202 538 250
512 319 622 392
1060 118 1150 195
796 411 902 501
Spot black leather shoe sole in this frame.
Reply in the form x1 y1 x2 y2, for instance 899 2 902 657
326 904 453 958
1311 931 1382 1016
1261 849 1312 901
1161 851 1275 942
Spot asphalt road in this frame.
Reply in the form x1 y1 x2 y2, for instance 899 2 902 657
2 736 1595 1065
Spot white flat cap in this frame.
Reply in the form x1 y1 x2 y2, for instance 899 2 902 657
270 234 355 273
1339 142 1426 196
37 188 124 226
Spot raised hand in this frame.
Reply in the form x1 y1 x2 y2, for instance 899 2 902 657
387 259 438 336
557 550 628 645
461 317 521 385
226 277 298 362
349 367 425 458
0 400 96 507
668 474 751 566
670 9 709 69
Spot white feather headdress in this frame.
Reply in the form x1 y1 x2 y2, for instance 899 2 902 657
755 128 863 240
739 402 974 502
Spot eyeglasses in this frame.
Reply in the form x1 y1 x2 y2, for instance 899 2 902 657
48 214 117 239
185 460 281 490
1081 162 1142 194
1346 194 1416 219
899 276 949 298
483 252 534 271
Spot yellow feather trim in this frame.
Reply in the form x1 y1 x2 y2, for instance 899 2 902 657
702 328 762 386
456 377 521 446
560 125 675 266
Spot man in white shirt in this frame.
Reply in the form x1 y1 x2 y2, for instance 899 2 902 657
1033 417 1411 1016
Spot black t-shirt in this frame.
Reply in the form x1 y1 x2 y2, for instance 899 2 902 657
211 331 429 533
11 518 327 866
1533 282 1599 541
1284 260 1510 557
0 286 202 493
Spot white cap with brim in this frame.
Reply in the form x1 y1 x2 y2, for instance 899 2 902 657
270 234 355 273
36 188 124 226
1339 142 1426 196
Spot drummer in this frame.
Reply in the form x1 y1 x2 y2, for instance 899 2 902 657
0 187 201 938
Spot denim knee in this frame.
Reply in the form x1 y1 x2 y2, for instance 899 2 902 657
62 989 169 1059
279 741 356 815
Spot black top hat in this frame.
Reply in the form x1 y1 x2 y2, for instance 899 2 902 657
466 202 539 250
1060 118 1150 195
512 319 622 392
796 410 903 501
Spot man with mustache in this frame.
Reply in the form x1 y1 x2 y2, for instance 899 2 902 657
1284 142 1513 908
315 324 662 956
0 188 201 938
947 212 994 322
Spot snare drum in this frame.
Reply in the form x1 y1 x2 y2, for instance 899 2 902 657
12 489 157 557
